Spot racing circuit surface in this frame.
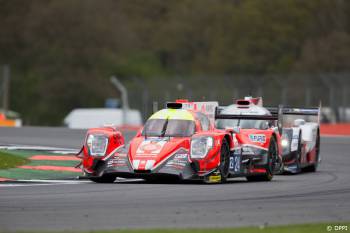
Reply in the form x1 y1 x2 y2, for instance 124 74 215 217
0 127 350 231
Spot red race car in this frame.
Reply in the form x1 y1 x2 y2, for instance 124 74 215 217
215 96 284 181
78 98 283 183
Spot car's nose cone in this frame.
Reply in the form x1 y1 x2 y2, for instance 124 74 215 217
129 137 190 170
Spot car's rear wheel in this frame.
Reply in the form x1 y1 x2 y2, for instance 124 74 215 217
89 175 116 183
246 136 277 182
305 129 320 172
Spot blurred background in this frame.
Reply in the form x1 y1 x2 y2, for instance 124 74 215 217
0 0 349 126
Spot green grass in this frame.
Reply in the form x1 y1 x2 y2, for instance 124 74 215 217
0 150 29 169
0 222 348 233
0 149 80 180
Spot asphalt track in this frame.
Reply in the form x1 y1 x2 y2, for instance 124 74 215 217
0 127 350 231
0 126 136 149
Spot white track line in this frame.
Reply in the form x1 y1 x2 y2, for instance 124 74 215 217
0 180 89 187
0 144 79 154
0 178 144 187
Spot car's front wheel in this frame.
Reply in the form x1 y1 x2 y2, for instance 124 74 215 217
218 139 230 183
204 138 230 184
304 129 320 172
246 136 277 182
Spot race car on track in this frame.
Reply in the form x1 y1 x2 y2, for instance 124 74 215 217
79 100 232 183
78 99 283 183
215 96 284 181
267 106 321 173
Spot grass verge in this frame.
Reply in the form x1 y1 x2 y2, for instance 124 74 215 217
0 222 348 233
0 150 29 169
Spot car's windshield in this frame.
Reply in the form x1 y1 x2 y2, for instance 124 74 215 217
215 119 270 130
142 119 195 137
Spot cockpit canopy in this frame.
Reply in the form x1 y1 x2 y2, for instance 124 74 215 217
215 101 273 130
142 109 196 137
216 119 271 130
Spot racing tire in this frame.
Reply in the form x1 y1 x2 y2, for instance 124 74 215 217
218 139 230 183
204 138 230 184
89 175 116 183
305 129 320 173
246 136 277 182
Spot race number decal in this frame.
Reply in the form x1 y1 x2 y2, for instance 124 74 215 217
229 154 241 174
249 134 266 144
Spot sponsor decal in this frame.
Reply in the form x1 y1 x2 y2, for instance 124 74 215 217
165 157 188 170
249 134 266 143
136 140 166 155
164 161 187 170
242 147 255 154
174 154 188 159
107 156 128 168
163 150 189 171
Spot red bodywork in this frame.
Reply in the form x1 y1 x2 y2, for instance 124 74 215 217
82 127 124 174
79 106 233 178
79 98 283 181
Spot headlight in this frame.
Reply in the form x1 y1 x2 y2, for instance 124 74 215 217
86 134 109 156
190 136 214 159
281 138 289 148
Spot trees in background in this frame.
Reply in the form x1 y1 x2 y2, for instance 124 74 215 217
0 0 349 125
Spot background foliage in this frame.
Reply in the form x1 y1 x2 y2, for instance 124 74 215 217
0 0 349 125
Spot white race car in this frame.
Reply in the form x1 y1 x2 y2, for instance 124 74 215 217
267 106 321 173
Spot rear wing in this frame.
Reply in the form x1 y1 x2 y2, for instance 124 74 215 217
215 105 283 133
266 103 321 124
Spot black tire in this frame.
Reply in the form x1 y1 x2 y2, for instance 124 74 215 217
218 139 230 183
246 136 277 182
305 129 320 172
144 176 179 184
89 175 116 183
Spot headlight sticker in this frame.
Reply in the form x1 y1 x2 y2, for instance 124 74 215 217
249 134 266 144
87 134 109 156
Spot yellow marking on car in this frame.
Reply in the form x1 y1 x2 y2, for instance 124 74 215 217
149 109 194 121
208 174 222 183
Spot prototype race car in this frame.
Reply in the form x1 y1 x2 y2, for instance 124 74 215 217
267 106 321 173
78 99 283 183
215 97 284 181
79 100 234 183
